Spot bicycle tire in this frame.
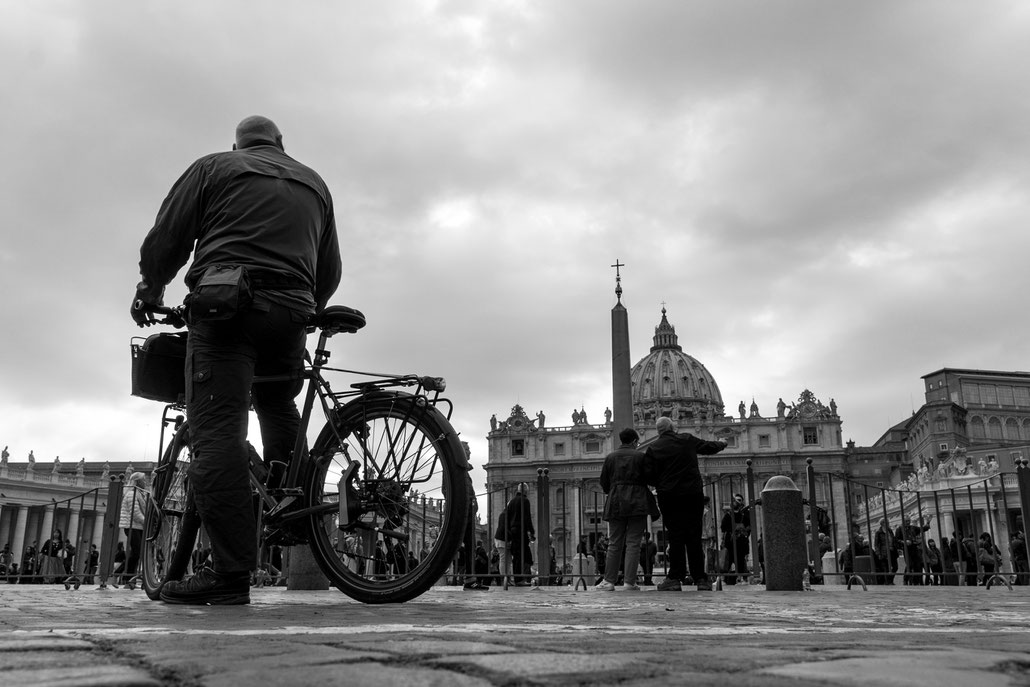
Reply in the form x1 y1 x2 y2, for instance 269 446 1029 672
141 423 201 600
304 392 470 603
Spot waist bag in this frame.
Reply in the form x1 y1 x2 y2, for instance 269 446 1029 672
187 264 252 323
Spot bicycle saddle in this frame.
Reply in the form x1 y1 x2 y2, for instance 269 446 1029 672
311 305 366 335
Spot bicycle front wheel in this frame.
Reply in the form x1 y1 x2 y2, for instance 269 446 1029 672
305 392 470 603
141 422 200 600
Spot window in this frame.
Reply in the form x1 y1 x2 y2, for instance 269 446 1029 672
1015 387 1030 407
982 385 999 405
803 426 818 445
511 439 524 456
970 417 986 439
723 435 737 448
876 481 884 488
962 383 981 404
585 440 602 453
554 442 565 456
758 434 771 448
939 443 948 452
999 386 1015 406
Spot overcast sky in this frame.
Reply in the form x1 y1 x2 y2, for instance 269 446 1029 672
3 1 1029 498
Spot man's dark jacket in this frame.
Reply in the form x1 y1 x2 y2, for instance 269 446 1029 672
139 144 342 313
644 431 726 495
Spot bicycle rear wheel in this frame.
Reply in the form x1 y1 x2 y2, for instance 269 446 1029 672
141 423 201 600
304 392 470 603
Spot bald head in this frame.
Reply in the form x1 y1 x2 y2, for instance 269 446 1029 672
234 115 283 150
656 417 674 434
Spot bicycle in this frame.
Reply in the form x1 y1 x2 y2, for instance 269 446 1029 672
129 303 470 604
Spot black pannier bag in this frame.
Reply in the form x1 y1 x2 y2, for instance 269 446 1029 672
130 332 187 403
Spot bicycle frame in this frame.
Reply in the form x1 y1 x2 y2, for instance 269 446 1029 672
153 321 455 541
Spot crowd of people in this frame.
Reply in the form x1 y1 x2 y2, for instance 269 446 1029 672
840 518 1027 587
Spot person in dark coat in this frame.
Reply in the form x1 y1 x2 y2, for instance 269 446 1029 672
594 428 652 591
643 416 726 592
720 494 751 585
500 483 535 585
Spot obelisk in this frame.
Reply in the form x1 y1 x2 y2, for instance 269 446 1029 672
610 260 633 432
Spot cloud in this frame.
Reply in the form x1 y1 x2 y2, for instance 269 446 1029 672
1 1 1029 496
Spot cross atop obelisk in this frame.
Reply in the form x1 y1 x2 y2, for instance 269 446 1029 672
611 259 625 302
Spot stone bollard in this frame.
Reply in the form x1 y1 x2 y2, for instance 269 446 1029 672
286 545 330 590
761 476 807 591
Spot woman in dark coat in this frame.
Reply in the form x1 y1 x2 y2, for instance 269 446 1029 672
595 428 653 591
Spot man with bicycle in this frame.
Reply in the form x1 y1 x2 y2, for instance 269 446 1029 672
132 115 342 604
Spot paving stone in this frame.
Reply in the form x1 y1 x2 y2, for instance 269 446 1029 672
759 649 1030 687
432 651 643 677
0 665 160 687
0 649 98 670
4 584 1030 686
202 661 492 687
0 638 95 651
346 639 518 656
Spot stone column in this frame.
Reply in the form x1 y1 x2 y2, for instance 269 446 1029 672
67 510 82 549
11 506 28 567
285 545 329 590
91 512 105 552
40 504 55 543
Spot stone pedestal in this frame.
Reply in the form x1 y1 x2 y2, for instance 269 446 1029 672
822 552 841 585
761 475 807 591
286 545 330 590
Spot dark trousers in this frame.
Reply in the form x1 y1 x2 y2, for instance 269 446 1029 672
186 303 307 573
903 549 925 585
124 528 143 577
657 490 707 584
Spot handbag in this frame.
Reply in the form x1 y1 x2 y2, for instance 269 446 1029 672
186 264 252 323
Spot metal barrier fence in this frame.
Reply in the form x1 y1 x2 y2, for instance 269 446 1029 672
471 458 1030 590
828 461 1030 590
3 486 108 586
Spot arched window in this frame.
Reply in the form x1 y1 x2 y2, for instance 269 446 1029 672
1006 418 1020 440
988 417 1003 440
970 416 986 439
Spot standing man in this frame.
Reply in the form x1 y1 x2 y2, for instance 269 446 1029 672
895 516 931 585
499 483 535 585
720 493 751 585
132 116 342 605
644 416 727 591
873 518 897 585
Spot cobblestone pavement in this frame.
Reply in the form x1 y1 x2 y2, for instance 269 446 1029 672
2 582 1030 686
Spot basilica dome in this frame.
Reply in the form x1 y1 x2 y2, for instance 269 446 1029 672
630 308 725 423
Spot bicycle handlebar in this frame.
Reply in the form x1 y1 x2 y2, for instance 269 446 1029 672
133 300 186 328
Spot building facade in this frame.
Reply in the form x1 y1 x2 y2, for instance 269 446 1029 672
0 455 153 573
484 307 849 573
